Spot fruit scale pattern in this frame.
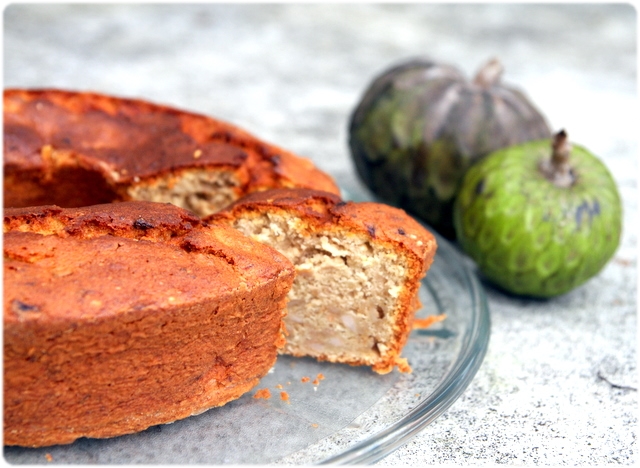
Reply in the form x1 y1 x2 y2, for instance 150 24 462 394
453 131 622 298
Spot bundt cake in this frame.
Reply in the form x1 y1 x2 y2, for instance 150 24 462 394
3 89 340 214
209 188 438 374
3 201 296 447
3 89 436 449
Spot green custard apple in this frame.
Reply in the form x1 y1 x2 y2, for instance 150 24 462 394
453 130 622 298
348 57 551 239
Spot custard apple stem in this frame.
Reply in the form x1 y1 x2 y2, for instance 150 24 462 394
540 129 575 188
472 58 504 88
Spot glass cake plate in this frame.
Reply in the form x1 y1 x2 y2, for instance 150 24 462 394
4 187 491 465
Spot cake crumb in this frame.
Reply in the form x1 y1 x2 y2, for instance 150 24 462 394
275 384 283 389
311 423 319 428
301 376 310 383
396 357 412 373
280 391 290 403
45 454 53 462
413 314 447 330
313 373 325 385
253 388 271 399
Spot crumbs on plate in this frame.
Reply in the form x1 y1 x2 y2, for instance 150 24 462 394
253 388 271 399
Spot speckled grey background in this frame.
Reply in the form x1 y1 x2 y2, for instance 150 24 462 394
3 3 637 465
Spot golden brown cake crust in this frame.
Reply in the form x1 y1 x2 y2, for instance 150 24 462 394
3 89 340 210
212 188 436 274
210 188 437 374
3 201 295 447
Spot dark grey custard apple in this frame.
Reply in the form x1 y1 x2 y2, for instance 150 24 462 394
348 57 551 238
453 130 622 298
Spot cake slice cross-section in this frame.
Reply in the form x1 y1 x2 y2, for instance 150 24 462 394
209 188 438 374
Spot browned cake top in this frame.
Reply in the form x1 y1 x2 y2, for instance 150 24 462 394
3 201 201 239
4 201 296 324
3 89 340 193
211 188 437 274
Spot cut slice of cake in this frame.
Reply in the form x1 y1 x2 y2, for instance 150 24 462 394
208 188 438 374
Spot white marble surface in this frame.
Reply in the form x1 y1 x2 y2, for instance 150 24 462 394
3 3 637 465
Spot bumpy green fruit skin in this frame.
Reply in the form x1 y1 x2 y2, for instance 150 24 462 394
453 139 622 298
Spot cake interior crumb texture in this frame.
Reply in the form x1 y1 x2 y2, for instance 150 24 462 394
125 169 241 217
232 211 413 370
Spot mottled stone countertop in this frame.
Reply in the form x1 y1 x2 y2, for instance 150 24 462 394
3 3 637 465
